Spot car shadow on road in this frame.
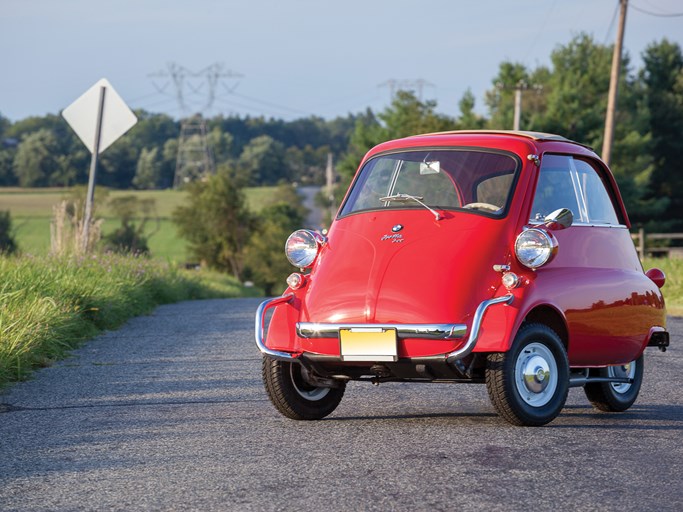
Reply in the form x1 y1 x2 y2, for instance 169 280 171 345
330 411 500 423
328 404 683 429
553 403 683 430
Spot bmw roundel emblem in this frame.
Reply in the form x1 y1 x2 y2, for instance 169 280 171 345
392 224 403 233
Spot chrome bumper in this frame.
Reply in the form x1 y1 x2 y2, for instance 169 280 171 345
254 294 297 361
297 323 466 340
255 294 513 363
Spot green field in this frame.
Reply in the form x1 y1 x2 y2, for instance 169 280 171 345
1 187 277 261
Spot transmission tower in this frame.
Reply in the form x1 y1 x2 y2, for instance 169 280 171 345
149 63 243 187
379 79 435 101
174 115 214 187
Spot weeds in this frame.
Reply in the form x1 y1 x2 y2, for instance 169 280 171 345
0 253 257 388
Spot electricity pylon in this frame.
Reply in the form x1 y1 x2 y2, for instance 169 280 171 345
379 79 435 101
149 63 242 187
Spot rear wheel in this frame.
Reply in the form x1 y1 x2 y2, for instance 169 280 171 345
486 323 569 426
584 355 644 412
262 356 345 420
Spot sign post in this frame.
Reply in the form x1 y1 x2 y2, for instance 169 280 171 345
62 78 137 253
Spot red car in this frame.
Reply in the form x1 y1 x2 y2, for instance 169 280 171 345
255 130 669 426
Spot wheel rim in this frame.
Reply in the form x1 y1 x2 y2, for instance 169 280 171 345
608 361 636 394
514 342 559 407
289 364 330 401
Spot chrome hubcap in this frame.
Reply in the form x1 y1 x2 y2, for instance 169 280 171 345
289 364 330 401
608 361 636 394
515 343 558 407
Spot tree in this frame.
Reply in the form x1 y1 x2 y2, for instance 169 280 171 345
456 89 486 129
0 149 16 186
640 39 683 229
243 185 307 295
285 144 330 185
102 196 156 254
172 169 254 277
238 135 290 186
540 33 613 145
13 128 60 187
133 147 161 189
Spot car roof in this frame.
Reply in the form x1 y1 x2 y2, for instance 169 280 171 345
410 130 593 150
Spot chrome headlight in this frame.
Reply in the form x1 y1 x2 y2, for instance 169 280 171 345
515 228 557 269
285 229 322 268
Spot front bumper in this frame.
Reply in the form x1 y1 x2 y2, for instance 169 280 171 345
255 294 513 364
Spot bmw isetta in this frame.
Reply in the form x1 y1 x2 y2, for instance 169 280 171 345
255 131 669 426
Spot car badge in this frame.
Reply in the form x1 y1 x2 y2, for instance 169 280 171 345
391 224 403 233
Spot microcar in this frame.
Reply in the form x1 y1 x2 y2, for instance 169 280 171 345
255 131 669 426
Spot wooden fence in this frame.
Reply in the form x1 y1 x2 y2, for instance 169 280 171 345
631 228 683 259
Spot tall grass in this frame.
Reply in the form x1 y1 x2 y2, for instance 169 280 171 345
642 257 683 316
0 253 257 387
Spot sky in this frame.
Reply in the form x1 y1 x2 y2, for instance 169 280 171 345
1 0 682 123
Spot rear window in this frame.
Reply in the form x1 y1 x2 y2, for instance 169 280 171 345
339 149 520 218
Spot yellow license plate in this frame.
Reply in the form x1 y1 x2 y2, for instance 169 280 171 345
339 328 398 362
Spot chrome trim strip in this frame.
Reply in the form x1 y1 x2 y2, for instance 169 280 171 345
297 323 467 340
529 221 627 229
254 294 297 361
445 294 514 363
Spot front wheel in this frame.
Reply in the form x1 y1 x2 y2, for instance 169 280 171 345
262 356 345 420
486 323 569 426
584 355 644 412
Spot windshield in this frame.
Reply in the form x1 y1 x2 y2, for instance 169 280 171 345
339 149 520 218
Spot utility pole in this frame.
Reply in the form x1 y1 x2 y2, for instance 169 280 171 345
496 81 542 131
602 0 628 167
513 85 523 131
325 152 335 222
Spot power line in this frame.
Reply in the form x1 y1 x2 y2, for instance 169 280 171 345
230 91 314 117
630 2 683 16
603 1 620 44
522 0 559 63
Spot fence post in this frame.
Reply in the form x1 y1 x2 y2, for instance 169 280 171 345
639 227 645 259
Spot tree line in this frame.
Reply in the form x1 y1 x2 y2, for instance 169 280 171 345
1 33 682 274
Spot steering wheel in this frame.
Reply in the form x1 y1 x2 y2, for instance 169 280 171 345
463 202 501 212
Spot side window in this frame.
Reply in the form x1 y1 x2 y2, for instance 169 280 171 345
530 155 580 222
573 159 620 225
530 154 621 225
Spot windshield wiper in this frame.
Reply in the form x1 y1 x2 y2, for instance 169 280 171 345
379 193 442 221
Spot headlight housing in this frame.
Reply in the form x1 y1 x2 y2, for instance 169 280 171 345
285 229 322 268
515 228 558 269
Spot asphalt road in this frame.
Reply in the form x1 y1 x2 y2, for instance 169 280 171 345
1 298 681 512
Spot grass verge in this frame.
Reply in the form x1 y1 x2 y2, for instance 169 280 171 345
642 257 683 317
0 253 260 388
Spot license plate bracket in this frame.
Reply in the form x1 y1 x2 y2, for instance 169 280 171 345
339 327 398 362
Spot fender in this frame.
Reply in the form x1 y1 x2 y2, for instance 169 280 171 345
472 284 567 355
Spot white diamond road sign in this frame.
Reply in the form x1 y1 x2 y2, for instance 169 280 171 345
62 78 137 154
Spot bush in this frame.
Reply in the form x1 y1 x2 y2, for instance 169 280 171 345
0 210 17 254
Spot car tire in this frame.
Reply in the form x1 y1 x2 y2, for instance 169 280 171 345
262 356 345 420
486 323 569 426
584 354 644 412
